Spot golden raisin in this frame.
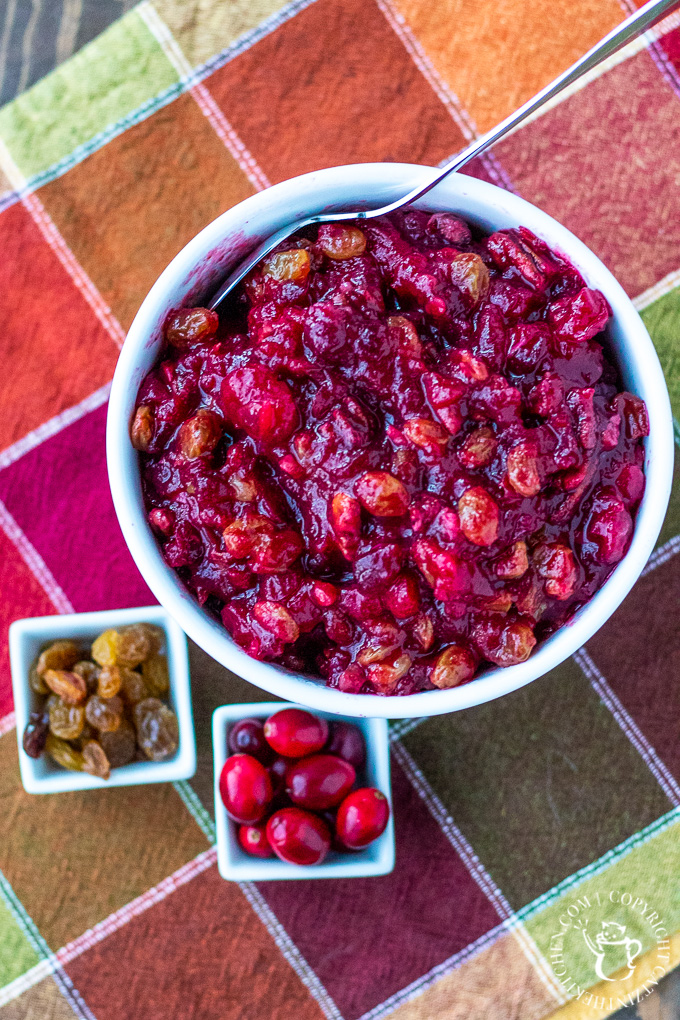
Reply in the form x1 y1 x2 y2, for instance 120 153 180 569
72 660 100 693
402 418 449 457
131 405 155 452
506 442 541 497
165 307 218 348
229 469 257 502
494 541 529 580
178 409 222 460
97 665 123 699
91 629 120 667
120 668 150 705
430 644 476 689
117 624 156 667
100 721 137 768
44 669 87 705
134 699 180 761
261 249 311 282
141 654 170 697
47 694 85 740
318 225 367 261
367 652 412 694
387 316 423 358
45 733 84 772
533 542 578 600
29 664 48 696
355 471 410 517
449 253 490 305
458 427 497 469
413 613 435 651
85 694 123 733
82 740 111 780
458 487 500 546
36 640 80 677
253 602 300 643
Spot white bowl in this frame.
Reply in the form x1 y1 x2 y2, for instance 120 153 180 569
10 605 196 793
213 702 394 881
107 163 674 719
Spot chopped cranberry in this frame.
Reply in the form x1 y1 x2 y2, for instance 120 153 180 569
585 489 633 565
549 287 609 345
219 754 273 824
221 364 298 443
263 708 329 758
134 212 648 697
266 807 331 865
336 788 390 849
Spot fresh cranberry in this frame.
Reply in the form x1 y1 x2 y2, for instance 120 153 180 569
228 718 273 764
286 754 356 810
268 755 291 805
325 721 366 769
238 822 274 858
336 788 390 849
266 807 332 865
219 754 272 824
263 708 329 758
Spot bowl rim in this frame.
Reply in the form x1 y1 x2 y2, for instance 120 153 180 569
10 604 196 792
107 162 674 720
212 701 394 880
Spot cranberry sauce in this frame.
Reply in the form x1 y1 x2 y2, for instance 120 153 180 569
131 211 648 696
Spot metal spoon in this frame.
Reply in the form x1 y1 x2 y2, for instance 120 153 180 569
209 0 677 310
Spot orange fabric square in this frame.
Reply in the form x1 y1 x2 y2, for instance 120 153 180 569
40 93 255 330
0 524 56 719
0 201 120 453
205 0 466 184
392 0 625 132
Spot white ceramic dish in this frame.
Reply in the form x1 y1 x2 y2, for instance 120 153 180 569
107 163 674 719
213 702 394 881
10 605 196 793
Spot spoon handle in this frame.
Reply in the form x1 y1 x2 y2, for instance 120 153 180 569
374 0 680 216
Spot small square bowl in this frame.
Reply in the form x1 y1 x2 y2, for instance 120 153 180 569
10 605 196 793
213 702 394 881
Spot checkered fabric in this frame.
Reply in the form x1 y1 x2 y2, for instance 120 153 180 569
0 2 679 1018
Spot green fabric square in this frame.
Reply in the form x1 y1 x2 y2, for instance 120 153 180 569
402 658 671 910
655 451 680 550
523 816 680 991
640 287 680 421
0 10 179 181
0 894 41 987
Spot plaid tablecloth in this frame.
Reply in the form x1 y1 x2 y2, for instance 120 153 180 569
0 2 679 1019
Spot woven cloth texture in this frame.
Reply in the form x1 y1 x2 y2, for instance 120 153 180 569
0 2 679 1019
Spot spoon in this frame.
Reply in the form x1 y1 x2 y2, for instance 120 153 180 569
209 0 677 310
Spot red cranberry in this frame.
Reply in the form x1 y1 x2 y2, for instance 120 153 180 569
286 754 356 810
263 708 329 758
326 721 366 769
238 822 274 858
228 718 273 764
266 807 332 865
268 755 291 803
219 753 272 824
336 788 390 849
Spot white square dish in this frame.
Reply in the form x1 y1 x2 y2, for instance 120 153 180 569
213 702 394 881
10 605 196 793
